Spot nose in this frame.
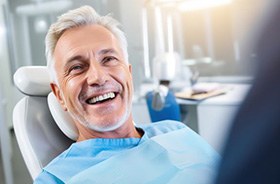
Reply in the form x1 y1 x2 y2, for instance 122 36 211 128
86 62 108 86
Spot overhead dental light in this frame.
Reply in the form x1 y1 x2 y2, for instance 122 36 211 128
179 0 232 12
150 0 232 10
34 16 48 33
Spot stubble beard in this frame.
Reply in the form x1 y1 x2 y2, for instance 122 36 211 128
68 100 132 133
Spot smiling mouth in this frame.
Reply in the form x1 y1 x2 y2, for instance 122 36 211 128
86 92 116 105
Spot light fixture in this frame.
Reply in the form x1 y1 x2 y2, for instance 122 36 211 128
16 0 72 15
34 17 48 33
179 0 232 12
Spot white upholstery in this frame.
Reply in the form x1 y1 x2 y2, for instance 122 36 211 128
13 66 75 180
13 66 51 96
13 66 78 140
48 92 78 140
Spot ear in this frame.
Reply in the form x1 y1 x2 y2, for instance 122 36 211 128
129 64 132 74
50 83 68 111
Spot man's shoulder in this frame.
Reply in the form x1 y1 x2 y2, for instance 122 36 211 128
34 146 72 183
48 145 72 164
139 120 188 138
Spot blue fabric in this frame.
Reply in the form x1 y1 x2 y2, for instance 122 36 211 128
34 120 219 184
146 91 181 122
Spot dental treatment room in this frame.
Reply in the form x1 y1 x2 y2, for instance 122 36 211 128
1 0 280 184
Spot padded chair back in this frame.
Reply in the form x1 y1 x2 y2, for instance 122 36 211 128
13 66 74 180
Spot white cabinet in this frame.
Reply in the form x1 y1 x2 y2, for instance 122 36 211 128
197 104 238 153
178 84 251 153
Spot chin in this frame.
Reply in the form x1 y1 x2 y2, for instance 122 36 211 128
71 104 132 133
86 112 131 132
87 121 125 132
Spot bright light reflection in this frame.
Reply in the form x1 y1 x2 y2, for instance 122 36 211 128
167 15 174 53
179 0 232 11
0 26 5 36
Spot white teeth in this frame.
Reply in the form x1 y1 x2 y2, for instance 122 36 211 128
88 92 116 104
99 96 104 101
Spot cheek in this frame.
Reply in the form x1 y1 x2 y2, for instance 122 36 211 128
67 79 78 89
110 66 133 95
123 69 134 96
62 78 81 100
116 67 132 87
127 74 133 92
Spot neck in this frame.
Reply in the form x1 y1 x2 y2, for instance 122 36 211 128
76 116 142 142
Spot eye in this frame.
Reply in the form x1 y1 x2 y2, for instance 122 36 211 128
71 65 82 70
69 64 84 74
102 56 118 63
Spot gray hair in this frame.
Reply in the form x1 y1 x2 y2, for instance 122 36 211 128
45 5 129 83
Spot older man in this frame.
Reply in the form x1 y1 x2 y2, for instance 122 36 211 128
34 5 219 184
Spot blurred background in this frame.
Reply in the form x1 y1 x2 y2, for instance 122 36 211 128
0 0 277 183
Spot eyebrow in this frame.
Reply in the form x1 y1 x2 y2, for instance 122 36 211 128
63 55 86 72
97 48 117 56
66 55 86 64
64 55 86 70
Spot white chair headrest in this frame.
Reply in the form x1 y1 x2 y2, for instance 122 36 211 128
14 66 78 140
13 66 51 96
48 92 78 140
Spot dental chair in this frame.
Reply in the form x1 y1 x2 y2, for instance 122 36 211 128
13 66 78 180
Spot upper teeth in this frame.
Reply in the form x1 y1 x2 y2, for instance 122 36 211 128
88 92 115 104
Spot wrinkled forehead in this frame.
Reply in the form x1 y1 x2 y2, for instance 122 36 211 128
53 25 124 66
56 25 119 52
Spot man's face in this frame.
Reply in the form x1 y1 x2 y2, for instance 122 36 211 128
51 25 133 132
